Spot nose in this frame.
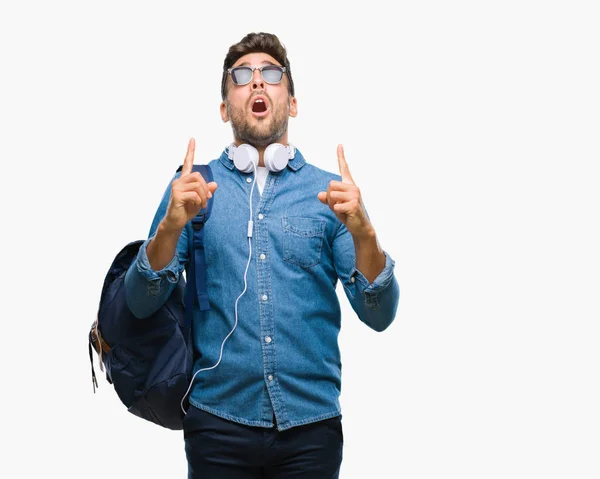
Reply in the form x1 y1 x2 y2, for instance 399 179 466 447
251 68 264 90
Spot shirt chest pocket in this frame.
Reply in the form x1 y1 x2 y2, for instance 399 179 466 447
282 216 326 269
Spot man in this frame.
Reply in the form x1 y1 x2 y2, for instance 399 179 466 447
125 32 399 478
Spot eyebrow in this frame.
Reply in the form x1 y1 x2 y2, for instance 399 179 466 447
236 60 278 67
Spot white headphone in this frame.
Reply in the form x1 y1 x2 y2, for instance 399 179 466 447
227 142 296 173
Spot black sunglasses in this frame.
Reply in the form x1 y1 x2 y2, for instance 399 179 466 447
227 65 287 86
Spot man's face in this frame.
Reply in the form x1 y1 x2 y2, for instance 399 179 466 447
220 52 297 147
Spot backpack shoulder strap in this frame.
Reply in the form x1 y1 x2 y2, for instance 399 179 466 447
191 164 214 222
182 164 214 312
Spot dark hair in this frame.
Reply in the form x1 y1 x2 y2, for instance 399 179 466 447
221 32 295 101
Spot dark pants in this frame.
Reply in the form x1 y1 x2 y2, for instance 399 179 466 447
183 406 343 478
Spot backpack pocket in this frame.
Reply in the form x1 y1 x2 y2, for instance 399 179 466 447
107 345 141 408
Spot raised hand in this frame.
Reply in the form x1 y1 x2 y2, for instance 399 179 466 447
317 145 373 239
163 138 218 232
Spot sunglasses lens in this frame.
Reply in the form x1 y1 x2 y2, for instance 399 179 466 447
261 66 284 84
229 66 284 85
231 67 253 85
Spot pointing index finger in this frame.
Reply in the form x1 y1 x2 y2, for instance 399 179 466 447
337 144 354 184
181 138 195 176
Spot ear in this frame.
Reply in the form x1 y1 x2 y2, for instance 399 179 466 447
289 97 298 118
220 101 229 123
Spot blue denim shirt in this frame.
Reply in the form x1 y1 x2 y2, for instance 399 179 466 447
124 147 400 431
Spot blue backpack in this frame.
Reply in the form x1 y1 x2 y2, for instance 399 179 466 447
89 164 213 430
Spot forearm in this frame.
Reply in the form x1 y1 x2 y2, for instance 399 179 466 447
353 227 386 284
147 220 184 271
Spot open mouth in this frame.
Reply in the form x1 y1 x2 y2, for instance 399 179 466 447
251 98 268 114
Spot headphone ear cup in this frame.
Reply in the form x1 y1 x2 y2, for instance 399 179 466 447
264 143 289 172
233 144 259 173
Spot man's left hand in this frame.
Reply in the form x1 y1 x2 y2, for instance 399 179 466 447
317 145 374 239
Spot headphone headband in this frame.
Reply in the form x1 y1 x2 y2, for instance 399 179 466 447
227 143 295 173
227 143 296 161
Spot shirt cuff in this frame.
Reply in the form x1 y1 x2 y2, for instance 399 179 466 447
350 251 396 309
350 251 395 292
135 237 181 286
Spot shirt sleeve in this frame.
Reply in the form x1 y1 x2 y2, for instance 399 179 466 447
124 173 191 319
333 222 400 332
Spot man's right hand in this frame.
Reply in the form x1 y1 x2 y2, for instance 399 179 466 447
162 138 219 233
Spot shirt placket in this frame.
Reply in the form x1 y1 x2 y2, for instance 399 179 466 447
253 174 288 427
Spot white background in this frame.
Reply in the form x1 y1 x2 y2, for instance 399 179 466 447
1 1 599 478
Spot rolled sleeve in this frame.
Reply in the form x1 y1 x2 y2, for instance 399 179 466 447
135 237 182 286
348 251 399 315
334 221 400 331
350 251 396 294
125 237 183 319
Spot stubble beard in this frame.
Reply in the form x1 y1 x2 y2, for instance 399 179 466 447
227 99 289 147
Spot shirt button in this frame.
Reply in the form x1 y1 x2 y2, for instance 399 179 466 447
267 375 274 381
265 336 272 343
260 253 266 260
258 213 264 220
350 276 355 283
166 271 178 283
246 177 252 183
262 294 268 301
